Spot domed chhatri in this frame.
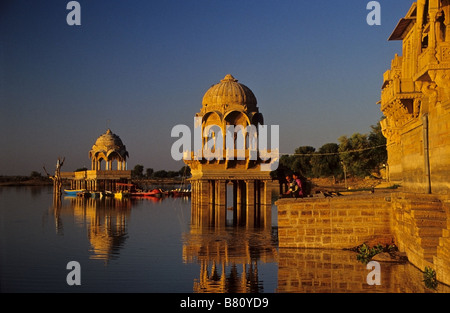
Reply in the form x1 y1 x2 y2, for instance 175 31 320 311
198 74 264 130
89 129 128 160
89 129 129 171
64 128 132 192
186 74 273 229
201 74 258 114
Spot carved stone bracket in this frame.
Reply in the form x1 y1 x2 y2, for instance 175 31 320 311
430 69 450 102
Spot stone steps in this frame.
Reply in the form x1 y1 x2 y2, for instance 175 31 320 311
421 236 441 247
414 218 447 228
409 200 447 263
409 201 443 210
412 209 447 220
417 226 445 237
422 237 442 262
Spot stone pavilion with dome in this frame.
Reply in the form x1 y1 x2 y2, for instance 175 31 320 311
63 129 132 192
184 74 275 229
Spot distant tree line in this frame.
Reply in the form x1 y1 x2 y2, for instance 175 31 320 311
24 165 191 181
131 165 191 179
273 120 387 181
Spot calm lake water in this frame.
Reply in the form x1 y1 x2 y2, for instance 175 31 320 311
1 186 448 293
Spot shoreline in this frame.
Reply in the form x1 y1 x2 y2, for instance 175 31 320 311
0 176 392 189
0 177 53 187
0 176 189 187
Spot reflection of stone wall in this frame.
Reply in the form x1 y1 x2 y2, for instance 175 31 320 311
276 248 450 293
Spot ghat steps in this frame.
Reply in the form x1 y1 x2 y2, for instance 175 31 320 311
406 198 447 263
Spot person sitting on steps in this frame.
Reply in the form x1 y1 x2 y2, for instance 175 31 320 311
282 175 300 198
292 172 304 198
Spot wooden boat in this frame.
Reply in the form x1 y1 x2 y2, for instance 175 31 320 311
131 189 163 197
104 191 114 197
64 189 86 196
114 191 130 199
90 191 102 198
76 190 91 198
169 187 191 197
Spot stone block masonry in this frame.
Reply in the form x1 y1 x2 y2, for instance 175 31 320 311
276 194 393 250
276 191 450 286
391 193 450 285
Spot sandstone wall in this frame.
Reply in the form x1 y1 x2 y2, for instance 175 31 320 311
277 194 393 250
428 105 450 194
276 192 450 286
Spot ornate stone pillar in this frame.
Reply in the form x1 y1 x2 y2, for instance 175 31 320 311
195 180 211 227
236 180 244 226
246 180 255 228
430 10 438 55
209 180 215 205
261 180 272 229
445 5 450 42
215 180 227 227
232 181 238 225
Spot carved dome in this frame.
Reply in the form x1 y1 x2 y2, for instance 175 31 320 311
201 74 258 113
89 129 129 160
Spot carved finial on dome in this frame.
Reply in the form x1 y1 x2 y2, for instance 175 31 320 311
106 129 112 134
221 74 238 83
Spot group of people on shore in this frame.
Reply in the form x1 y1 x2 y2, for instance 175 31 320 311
281 172 304 198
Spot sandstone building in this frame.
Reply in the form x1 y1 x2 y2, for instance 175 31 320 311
62 129 132 191
184 74 274 228
277 0 450 287
380 0 450 194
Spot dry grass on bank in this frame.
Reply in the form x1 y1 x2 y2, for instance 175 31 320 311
309 176 394 193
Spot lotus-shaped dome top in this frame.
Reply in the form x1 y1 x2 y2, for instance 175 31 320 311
201 74 258 113
89 129 128 160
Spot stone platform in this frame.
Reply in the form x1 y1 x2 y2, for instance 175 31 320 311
276 192 450 286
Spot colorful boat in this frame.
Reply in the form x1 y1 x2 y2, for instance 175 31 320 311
104 191 114 197
64 189 86 196
90 191 102 198
169 189 191 197
114 191 130 199
168 185 191 197
131 189 163 197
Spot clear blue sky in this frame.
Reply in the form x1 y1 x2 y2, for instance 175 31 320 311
0 0 413 175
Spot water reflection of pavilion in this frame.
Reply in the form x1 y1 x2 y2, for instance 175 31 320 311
182 226 278 293
51 196 131 262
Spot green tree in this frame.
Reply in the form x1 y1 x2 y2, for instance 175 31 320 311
367 120 387 171
153 170 168 178
311 143 342 179
291 146 316 177
146 168 154 178
279 155 295 172
167 171 179 178
30 171 42 179
179 165 191 177
132 164 144 178
338 133 372 177
278 146 316 177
